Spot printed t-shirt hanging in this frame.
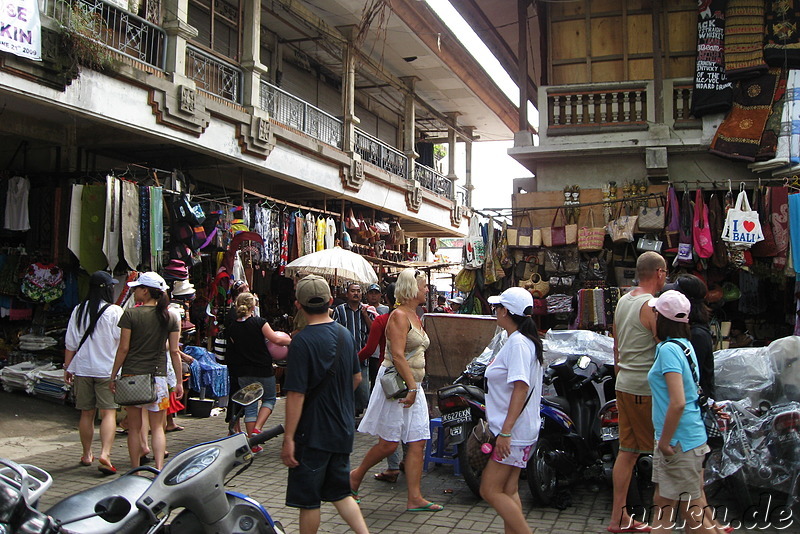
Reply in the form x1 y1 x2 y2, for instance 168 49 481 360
691 0 733 117
4 176 30 231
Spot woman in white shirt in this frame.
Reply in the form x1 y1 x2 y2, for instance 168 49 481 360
482 287 543 534
64 271 124 475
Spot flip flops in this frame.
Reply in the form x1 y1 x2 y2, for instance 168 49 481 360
98 459 117 476
406 502 444 512
350 490 360 504
373 471 399 483
79 455 93 466
165 425 184 432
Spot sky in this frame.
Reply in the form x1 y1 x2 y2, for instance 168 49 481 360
424 0 538 212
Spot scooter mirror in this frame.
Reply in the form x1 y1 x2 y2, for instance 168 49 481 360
232 383 264 407
94 496 131 523
577 355 591 370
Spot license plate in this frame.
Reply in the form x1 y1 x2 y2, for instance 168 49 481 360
441 408 470 425
601 426 619 441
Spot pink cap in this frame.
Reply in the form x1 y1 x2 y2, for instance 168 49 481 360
648 290 691 323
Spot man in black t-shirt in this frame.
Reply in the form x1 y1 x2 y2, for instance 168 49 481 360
281 275 368 534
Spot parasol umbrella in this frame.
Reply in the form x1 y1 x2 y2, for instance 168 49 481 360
284 247 378 286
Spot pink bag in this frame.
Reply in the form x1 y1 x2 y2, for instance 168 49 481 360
692 189 714 258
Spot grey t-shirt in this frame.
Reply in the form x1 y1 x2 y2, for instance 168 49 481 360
118 306 179 376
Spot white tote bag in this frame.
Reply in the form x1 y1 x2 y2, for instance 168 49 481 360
464 214 486 269
721 190 764 248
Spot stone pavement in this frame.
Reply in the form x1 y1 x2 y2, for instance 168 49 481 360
0 391 795 533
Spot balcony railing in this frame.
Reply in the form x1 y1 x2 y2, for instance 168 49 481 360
415 163 453 200
186 45 242 104
354 128 408 179
455 184 468 206
546 82 648 133
47 0 166 69
672 83 699 127
260 81 343 148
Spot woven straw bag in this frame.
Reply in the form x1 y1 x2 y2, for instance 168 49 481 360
577 209 606 252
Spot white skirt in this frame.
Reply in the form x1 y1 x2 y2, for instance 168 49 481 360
357 366 431 443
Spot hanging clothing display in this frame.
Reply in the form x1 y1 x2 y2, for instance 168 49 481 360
316 215 326 252
691 0 733 117
764 0 800 68
304 212 315 255
79 184 107 274
67 184 83 262
150 186 164 267
4 176 30 231
140 185 151 270
102 175 121 271
724 0 769 80
325 216 337 249
121 180 141 270
279 210 290 274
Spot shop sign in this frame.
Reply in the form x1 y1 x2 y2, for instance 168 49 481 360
1 0 41 61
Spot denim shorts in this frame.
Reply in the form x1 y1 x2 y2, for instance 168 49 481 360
286 443 351 509
237 376 276 422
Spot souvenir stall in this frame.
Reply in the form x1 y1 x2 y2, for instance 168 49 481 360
0 167 405 408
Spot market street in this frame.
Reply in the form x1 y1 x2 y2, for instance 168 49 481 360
0 390 794 533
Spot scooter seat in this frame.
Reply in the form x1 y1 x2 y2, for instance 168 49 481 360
437 384 485 403
46 473 153 534
543 395 571 416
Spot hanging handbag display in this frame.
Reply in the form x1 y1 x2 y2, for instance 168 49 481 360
708 192 729 268
520 272 550 298
114 374 157 406
665 185 681 251
636 235 663 253
548 274 576 293
577 208 606 252
607 206 638 244
721 189 764 248
675 186 695 267
579 252 607 282
542 208 577 248
464 214 486 269
751 186 778 257
531 298 548 316
544 246 580 274
546 293 574 314
692 188 714 259
613 244 638 287
637 194 666 232
507 212 541 248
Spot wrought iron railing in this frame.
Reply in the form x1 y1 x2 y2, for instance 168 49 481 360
415 163 453 200
546 82 648 132
259 81 343 148
186 45 242 103
354 128 408 179
46 0 166 69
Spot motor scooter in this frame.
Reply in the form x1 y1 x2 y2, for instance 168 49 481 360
0 383 285 534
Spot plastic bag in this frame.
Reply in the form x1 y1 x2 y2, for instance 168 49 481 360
713 347 775 403
543 329 615 366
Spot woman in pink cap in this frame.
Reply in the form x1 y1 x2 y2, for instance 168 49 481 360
647 290 723 533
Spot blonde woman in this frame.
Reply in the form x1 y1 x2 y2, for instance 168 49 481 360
226 292 291 448
109 272 181 470
350 269 443 512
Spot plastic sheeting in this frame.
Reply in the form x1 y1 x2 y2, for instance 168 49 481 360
543 329 615 366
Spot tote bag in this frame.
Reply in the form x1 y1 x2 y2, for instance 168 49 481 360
542 209 577 247
507 213 541 248
721 190 764 247
577 208 606 252
692 189 714 258
464 214 486 269
637 194 665 232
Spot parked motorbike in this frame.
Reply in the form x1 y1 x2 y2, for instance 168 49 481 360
0 383 285 534
526 354 618 506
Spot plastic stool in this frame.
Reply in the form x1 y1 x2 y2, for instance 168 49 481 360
423 417 461 476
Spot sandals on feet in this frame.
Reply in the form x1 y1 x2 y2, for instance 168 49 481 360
373 471 399 483
79 455 93 466
406 502 444 512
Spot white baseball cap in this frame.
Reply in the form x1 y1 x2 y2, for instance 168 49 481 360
487 287 533 316
648 290 690 323
127 272 168 292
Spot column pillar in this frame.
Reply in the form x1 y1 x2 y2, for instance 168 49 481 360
401 76 419 180
465 139 473 207
445 112 459 182
162 0 197 84
240 0 268 110
340 26 360 154
514 0 534 146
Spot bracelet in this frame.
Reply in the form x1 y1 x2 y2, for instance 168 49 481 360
498 433 512 438
407 388 418 393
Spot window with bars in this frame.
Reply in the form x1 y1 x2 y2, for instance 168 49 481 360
187 0 241 62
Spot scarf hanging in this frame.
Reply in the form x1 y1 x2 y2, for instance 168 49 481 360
102 175 121 271
79 184 108 274
764 0 800 68
756 68 787 161
724 0 769 80
771 185 790 270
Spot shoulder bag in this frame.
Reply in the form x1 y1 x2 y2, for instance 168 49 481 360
577 208 606 252
465 388 535 474
542 208 577 247
507 213 541 248
380 319 415 399
637 194 665 232
664 185 681 250
114 373 157 406
692 189 714 259
607 205 638 244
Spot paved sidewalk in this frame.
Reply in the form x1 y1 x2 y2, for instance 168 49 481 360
1 392 795 533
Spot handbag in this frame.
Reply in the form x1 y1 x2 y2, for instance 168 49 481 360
542 209 577 247
721 189 764 248
507 213 541 248
544 246 579 274
664 185 681 250
465 389 535 473
579 252 607 281
692 189 714 259
708 192 729 268
750 186 778 257
607 206 638 244
380 366 408 399
532 298 548 316
637 194 665 232
664 340 724 446
546 293 573 314
577 208 606 252
465 214 486 269
114 374 157 406
548 274 575 293
636 235 663 253
613 244 638 287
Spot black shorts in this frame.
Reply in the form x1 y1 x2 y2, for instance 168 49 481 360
285 443 351 509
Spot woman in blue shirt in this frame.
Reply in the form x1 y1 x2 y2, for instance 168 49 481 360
647 290 717 533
